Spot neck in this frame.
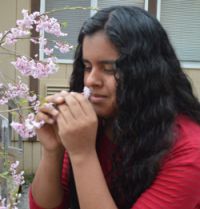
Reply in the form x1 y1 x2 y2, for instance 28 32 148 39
103 118 114 141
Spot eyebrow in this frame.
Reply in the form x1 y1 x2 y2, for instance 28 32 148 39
82 59 116 65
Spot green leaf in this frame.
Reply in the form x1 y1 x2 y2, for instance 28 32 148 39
18 98 28 106
0 171 9 178
11 111 18 117
61 21 68 28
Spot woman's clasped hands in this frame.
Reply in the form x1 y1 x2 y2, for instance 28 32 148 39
36 90 98 160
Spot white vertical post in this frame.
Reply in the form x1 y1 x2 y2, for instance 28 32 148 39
157 0 161 21
144 0 149 11
90 0 98 16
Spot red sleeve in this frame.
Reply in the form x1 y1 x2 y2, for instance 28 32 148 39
132 117 200 209
29 152 70 209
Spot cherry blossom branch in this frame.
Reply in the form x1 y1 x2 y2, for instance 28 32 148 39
0 46 23 57
44 6 97 16
0 30 10 45
0 105 34 113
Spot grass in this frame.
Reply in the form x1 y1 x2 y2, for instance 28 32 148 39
24 173 34 186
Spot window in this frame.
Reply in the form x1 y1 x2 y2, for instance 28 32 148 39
40 0 91 63
158 0 200 68
97 0 144 9
40 0 145 63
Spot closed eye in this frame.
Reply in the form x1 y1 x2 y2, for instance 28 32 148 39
103 63 117 75
103 68 116 75
84 66 92 71
83 62 92 72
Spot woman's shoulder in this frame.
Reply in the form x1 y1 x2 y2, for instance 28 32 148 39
164 114 200 165
175 114 200 148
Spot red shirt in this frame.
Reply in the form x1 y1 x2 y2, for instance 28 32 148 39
29 115 200 209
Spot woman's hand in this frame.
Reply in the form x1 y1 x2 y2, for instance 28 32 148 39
35 93 66 154
55 92 98 160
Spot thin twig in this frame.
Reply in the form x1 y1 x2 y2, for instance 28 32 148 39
44 6 98 16
0 105 34 113
0 30 11 45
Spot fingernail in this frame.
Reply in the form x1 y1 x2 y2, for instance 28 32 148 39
56 97 63 102
52 110 59 116
48 119 54 124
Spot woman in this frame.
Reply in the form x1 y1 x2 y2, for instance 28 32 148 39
29 6 200 209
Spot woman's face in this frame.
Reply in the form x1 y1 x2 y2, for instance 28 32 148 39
83 31 119 119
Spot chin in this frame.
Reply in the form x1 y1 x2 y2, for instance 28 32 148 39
95 110 116 120
92 104 117 119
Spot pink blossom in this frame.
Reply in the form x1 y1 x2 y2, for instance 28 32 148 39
44 47 54 56
10 161 19 170
36 15 67 37
33 62 52 78
11 56 58 78
83 86 91 98
6 81 29 99
11 56 32 76
4 28 30 46
10 160 25 185
30 36 47 47
4 33 17 45
32 100 41 112
0 79 40 107
28 94 37 102
45 60 58 74
11 28 30 37
35 103 54 128
10 113 45 138
16 9 40 30
10 121 35 139
0 97 9 105
55 42 73 53
43 102 54 109
39 37 47 46
30 38 39 44
32 120 45 129
32 11 40 19
1 80 29 98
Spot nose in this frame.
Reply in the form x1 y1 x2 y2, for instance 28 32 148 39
84 67 103 88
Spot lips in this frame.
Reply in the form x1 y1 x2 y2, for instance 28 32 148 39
89 94 107 103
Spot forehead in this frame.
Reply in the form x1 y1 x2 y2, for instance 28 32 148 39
82 31 119 62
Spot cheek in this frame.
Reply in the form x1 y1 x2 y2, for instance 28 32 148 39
107 80 117 109
83 72 88 85
108 78 117 97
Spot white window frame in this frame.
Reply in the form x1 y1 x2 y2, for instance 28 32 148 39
40 0 148 64
157 0 200 69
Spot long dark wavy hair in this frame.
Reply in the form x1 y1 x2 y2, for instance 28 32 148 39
68 6 200 209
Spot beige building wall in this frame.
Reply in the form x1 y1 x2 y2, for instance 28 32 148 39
185 69 200 100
